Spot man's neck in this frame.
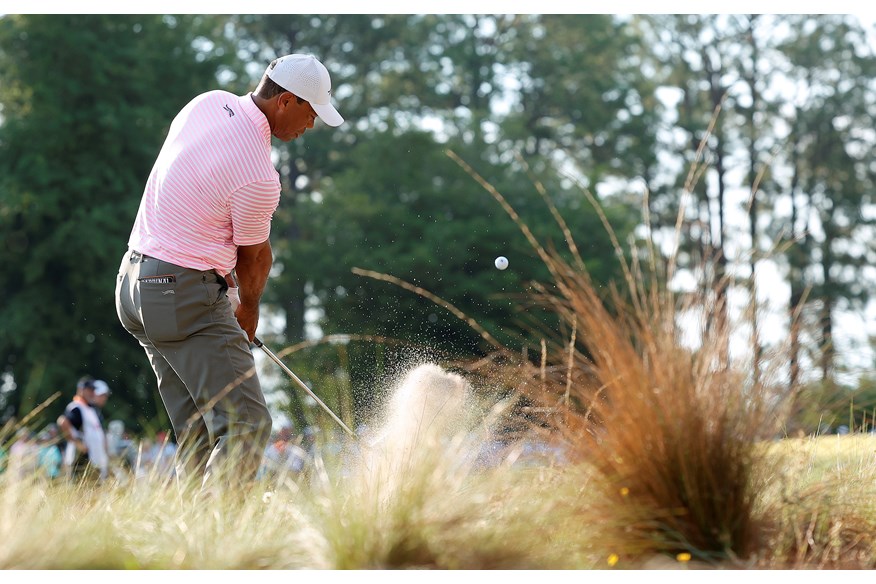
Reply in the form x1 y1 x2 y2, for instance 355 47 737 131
250 94 276 134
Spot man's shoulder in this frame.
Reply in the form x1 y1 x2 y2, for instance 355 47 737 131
180 90 237 114
194 89 240 103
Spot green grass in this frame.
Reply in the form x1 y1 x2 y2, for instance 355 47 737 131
770 434 876 486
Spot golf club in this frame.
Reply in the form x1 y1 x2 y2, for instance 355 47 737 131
253 337 357 439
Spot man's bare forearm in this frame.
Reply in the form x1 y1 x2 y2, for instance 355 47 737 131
234 239 273 340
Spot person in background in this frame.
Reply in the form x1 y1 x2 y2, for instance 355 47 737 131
36 424 62 480
89 379 113 476
90 380 111 426
57 376 109 482
260 425 307 479
106 419 132 467
150 430 178 478
8 428 38 478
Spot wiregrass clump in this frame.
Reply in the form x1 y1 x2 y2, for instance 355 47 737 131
528 251 785 565
0 435 342 569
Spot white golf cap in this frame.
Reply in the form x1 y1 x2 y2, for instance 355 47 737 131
93 379 111 396
267 54 344 127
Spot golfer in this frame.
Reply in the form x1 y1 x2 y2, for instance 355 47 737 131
115 54 344 489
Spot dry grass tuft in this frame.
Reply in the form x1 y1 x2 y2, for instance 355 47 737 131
520 250 784 565
0 364 586 570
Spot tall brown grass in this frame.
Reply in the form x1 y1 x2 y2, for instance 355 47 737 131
528 250 782 565
446 148 789 566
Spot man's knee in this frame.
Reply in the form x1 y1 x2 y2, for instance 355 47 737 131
251 403 273 445
216 400 272 442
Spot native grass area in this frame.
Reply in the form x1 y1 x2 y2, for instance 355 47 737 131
4 196 876 569
1 416 874 570
3 238 876 569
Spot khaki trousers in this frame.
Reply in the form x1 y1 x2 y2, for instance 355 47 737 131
114 250 271 487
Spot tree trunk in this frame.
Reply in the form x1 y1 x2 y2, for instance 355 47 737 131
820 228 836 382
788 129 803 392
744 16 762 384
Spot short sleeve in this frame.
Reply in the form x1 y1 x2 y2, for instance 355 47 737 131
229 180 281 246
66 405 83 432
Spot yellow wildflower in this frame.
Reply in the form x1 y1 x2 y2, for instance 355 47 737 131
676 552 691 562
619 487 629 497
607 553 619 567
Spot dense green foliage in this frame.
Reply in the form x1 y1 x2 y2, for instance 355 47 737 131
0 15 232 431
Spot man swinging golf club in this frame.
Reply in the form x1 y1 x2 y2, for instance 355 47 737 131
115 54 344 490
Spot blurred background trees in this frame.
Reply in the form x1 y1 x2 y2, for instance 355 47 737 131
1 14 874 436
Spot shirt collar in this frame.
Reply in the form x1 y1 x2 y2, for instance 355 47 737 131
237 93 272 147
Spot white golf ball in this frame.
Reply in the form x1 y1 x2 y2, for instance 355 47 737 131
494 256 509 270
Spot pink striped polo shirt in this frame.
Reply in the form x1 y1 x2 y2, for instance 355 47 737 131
128 91 281 275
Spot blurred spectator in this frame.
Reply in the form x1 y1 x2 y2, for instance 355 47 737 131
57 375 109 482
107 420 129 460
36 425 62 480
90 380 111 424
90 380 113 475
8 428 39 478
260 426 307 479
148 430 177 478
134 436 155 477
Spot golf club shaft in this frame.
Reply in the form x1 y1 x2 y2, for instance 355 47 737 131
253 337 356 438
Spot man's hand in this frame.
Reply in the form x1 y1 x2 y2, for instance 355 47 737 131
235 303 260 342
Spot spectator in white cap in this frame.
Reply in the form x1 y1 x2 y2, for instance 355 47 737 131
90 379 111 430
92 379 111 406
115 51 345 492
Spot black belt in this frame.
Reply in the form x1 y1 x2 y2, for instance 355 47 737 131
130 250 225 285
